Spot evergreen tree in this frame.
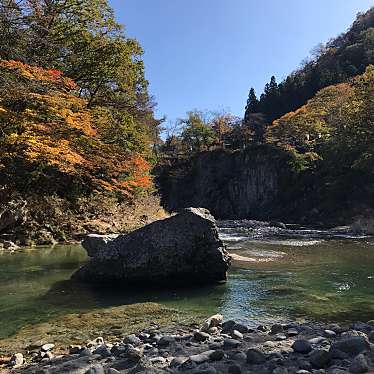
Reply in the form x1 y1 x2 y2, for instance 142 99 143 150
244 88 260 121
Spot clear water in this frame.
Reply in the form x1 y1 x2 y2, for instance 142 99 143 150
1 226 374 340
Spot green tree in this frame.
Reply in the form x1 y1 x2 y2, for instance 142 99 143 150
180 111 216 153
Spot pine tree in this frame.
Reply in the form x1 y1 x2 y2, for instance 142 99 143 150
244 88 260 122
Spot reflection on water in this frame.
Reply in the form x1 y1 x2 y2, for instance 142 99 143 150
0 224 374 339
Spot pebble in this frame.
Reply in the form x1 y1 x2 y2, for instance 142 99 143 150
158 335 175 346
287 328 299 337
292 340 313 354
271 324 284 334
324 330 337 338
223 338 241 349
92 345 112 358
349 353 369 373
194 331 211 342
123 334 142 346
246 348 266 364
41 343 55 352
309 349 331 369
209 349 224 361
10 353 24 367
231 330 243 340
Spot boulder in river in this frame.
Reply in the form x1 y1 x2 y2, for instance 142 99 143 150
73 208 231 286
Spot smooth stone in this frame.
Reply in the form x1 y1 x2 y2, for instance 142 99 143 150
231 330 243 340
209 349 224 361
194 331 211 342
149 356 167 364
275 333 288 341
158 335 175 346
324 330 337 338
246 348 266 364
79 348 93 357
222 320 236 332
233 323 250 334
296 371 311 374
41 343 55 352
126 347 142 362
200 314 224 332
293 340 313 354
10 353 24 367
123 334 142 347
189 350 215 364
232 351 247 361
223 338 241 349
287 328 299 337
228 364 242 374
92 345 112 358
170 356 188 367
349 353 369 373
208 327 220 335
107 369 121 374
330 337 370 356
309 337 328 345
271 324 284 334
309 349 331 369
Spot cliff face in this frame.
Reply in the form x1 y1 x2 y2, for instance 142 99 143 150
157 146 292 220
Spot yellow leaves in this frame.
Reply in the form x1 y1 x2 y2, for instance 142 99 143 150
0 60 77 90
0 59 154 198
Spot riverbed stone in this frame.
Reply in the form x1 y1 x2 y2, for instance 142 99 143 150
271 324 284 334
92 345 112 358
231 330 243 340
246 348 266 364
292 340 313 354
349 354 369 373
309 349 331 369
123 334 142 346
10 353 24 367
223 338 241 349
194 331 211 342
209 349 224 361
74 208 231 286
41 343 55 352
330 337 370 356
200 314 223 332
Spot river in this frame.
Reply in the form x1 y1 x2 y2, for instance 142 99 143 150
0 221 373 341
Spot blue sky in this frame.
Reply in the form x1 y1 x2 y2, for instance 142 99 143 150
109 0 373 126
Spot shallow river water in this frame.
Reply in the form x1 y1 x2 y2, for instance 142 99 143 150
1 222 374 340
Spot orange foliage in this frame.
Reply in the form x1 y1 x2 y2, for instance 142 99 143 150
0 60 153 198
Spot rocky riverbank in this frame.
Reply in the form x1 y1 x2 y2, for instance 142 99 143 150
4 315 374 373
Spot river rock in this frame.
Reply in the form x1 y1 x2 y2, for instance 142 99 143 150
330 337 370 356
309 349 331 369
123 334 141 346
246 348 266 364
73 208 231 285
200 314 223 332
349 353 369 373
10 353 24 367
292 340 312 354
41 343 55 352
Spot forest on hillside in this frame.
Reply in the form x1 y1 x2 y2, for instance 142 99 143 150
159 8 374 224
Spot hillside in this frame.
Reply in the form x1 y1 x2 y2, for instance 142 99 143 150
245 7 374 123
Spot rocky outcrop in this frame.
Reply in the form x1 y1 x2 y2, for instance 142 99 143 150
157 146 292 220
73 208 231 286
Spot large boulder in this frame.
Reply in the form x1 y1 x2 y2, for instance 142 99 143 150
73 208 231 285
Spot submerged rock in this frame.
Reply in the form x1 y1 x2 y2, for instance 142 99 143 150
73 208 231 286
